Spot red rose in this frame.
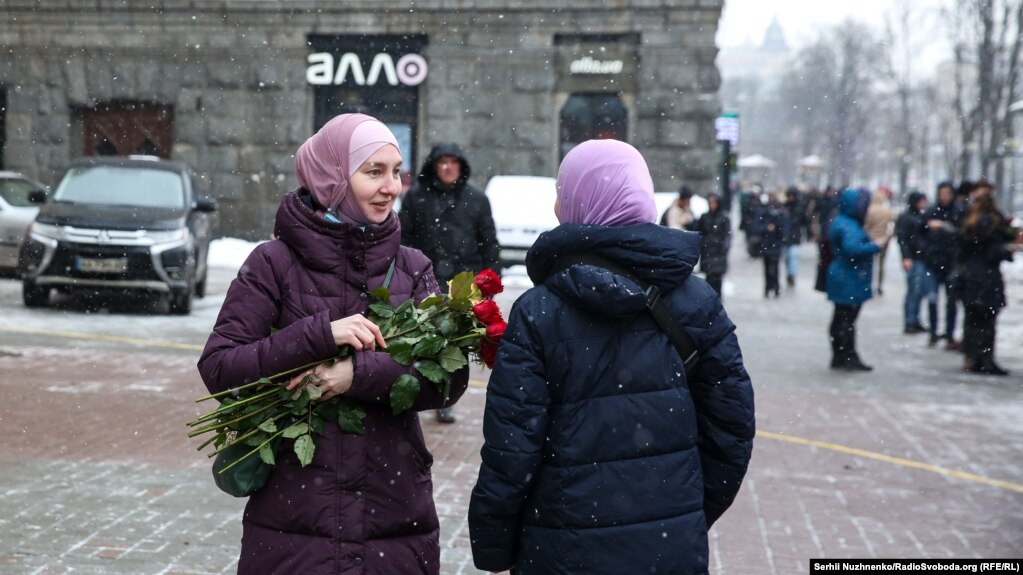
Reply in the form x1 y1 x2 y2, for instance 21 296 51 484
472 300 503 325
474 269 504 297
480 340 498 368
485 321 507 342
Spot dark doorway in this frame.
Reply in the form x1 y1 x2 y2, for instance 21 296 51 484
82 102 174 158
309 35 426 183
559 93 628 161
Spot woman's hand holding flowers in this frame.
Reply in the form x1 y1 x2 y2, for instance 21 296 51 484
330 315 387 350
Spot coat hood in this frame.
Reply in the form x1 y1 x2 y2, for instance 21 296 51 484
272 190 400 276
526 223 700 319
906 191 926 213
416 142 472 191
838 188 871 224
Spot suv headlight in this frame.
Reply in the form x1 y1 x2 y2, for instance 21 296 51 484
29 222 61 239
145 228 188 244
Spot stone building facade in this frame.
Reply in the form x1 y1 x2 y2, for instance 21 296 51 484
0 0 723 239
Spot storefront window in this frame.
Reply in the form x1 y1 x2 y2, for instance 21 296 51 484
559 92 628 160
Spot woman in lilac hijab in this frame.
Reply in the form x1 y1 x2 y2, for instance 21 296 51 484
199 113 468 575
469 139 755 575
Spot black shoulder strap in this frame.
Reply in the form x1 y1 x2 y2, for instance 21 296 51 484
546 254 699 375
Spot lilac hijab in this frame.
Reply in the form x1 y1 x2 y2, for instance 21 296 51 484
294 113 400 224
555 139 657 226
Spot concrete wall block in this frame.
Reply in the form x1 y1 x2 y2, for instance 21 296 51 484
266 90 306 118
502 149 549 177
60 54 92 106
634 118 661 149
111 60 137 100
426 91 461 119
180 59 207 88
475 63 511 91
254 63 284 89
511 121 550 149
207 146 239 173
210 172 244 201
207 115 249 146
500 93 538 123
174 111 205 145
663 119 700 147
208 60 247 89
511 63 555 93
238 144 265 173
38 114 69 145
135 60 161 100
696 63 721 93
172 143 199 168
85 57 113 102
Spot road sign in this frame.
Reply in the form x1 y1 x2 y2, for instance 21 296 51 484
715 113 740 146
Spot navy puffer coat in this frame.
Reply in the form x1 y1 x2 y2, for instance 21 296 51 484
468 223 755 575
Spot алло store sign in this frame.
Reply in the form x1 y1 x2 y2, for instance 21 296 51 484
306 52 428 86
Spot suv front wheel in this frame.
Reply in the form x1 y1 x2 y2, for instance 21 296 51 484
23 280 50 308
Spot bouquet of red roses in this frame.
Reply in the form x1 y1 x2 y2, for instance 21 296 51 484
188 269 505 473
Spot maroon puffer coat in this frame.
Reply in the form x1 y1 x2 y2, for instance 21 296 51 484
198 190 469 575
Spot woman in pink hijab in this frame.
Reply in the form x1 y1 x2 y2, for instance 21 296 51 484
199 113 468 574
469 139 754 574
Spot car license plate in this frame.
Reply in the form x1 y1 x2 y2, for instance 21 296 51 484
76 256 128 273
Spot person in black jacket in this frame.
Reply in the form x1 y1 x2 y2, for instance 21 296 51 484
400 142 499 423
958 183 1021 375
896 191 928 334
468 139 754 575
696 192 731 296
919 181 963 350
755 194 789 297
782 187 804 287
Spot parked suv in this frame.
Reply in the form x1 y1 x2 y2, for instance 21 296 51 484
20 156 217 314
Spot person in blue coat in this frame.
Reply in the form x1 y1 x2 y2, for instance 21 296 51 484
468 139 755 575
826 188 887 371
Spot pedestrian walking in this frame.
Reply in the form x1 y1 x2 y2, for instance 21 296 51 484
468 139 755 575
783 186 804 287
399 142 498 423
864 187 896 295
895 191 928 334
920 181 963 350
660 184 698 230
198 114 469 575
812 185 839 293
696 192 732 296
756 193 788 297
827 188 887 371
958 186 1020 375
740 186 764 257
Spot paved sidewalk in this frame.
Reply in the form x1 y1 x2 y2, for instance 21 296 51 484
1 243 1021 574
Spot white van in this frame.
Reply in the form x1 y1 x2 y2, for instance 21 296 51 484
484 175 559 269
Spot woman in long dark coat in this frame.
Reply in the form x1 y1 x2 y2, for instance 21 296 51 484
468 139 755 575
695 192 731 296
198 113 468 575
958 189 1018 375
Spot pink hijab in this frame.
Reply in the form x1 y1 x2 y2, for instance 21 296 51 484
556 139 657 226
294 113 400 224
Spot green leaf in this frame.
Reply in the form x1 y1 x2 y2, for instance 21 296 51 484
416 360 448 384
417 294 444 309
369 301 394 318
259 443 276 465
448 296 472 311
448 271 475 300
395 299 415 319
390 374 420 415
388 341 415 366
370 286 391 301
244 432 268 446
337 399 367 435
310 414 326 435
291 392 311 414
413 334 447 357
294 434 315 467
258 419 277 433
282 422 308 438
438 346 469 372
305 385 323 401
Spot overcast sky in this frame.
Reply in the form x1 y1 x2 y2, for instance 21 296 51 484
717 0 952 73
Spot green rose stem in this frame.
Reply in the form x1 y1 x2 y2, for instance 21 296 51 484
216 426 291 475
187 386 282 426
192 358 328 403
201 409 296 454
187 398 287 438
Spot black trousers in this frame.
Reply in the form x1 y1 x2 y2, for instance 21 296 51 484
706 273 723 297
963 305 998 364
763 255 780 295
830 304 862 364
